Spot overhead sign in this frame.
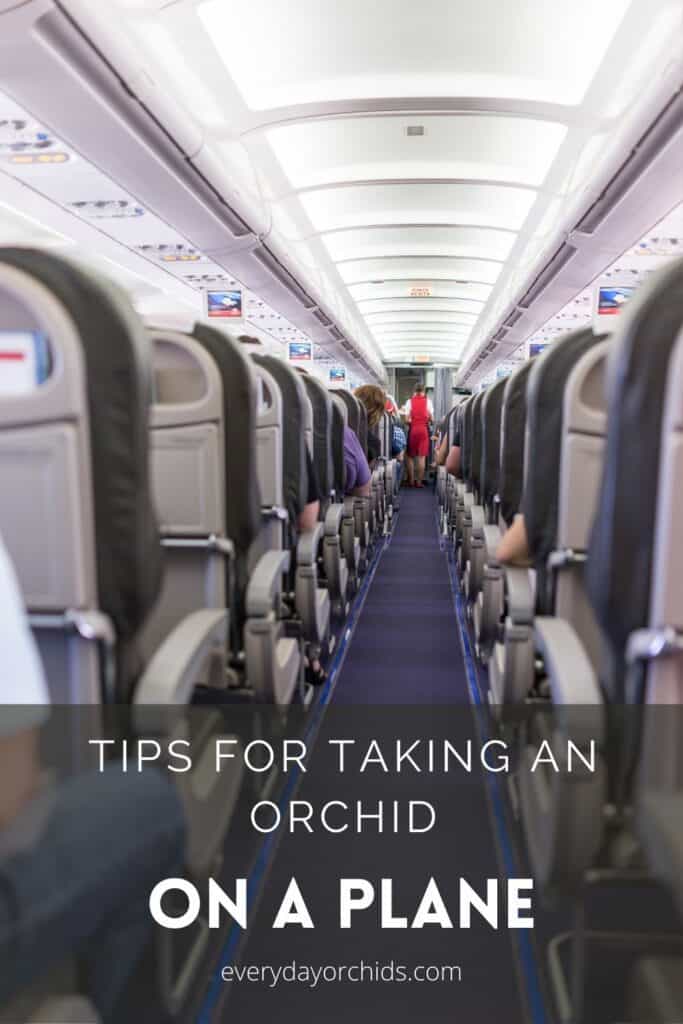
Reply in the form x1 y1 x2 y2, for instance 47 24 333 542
288 340 313 362
413 354 431 364
409 285 432 297
207 289 242 318
528 341 550 358
329 366 346 382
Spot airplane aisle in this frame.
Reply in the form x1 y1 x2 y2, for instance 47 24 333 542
223 488 530 1023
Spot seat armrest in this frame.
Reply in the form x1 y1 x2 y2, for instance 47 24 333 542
324 503 344 536
245 550 291 617
505 566 535 624
343 497 355 517
482 524 501 560
297 522 323 565
471 505 486 531
135 609 229 710
534 616 605 745
28 996 101 1023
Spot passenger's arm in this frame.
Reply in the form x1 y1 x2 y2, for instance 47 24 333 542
496 514 531 567
436 437 448 465
0 729 41 828
445 445 461 477
298 500 320 533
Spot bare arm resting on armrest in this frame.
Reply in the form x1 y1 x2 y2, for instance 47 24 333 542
496 514 531 567
445 445 461 477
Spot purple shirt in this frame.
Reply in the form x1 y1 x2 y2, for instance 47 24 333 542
343 427 371 494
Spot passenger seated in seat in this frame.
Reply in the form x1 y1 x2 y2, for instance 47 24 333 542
435 420 461 477
344 426 371 497
496 514 531 567
354 384 386 465
0 534 185 1023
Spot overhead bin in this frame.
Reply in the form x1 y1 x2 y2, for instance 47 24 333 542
0 0 384 381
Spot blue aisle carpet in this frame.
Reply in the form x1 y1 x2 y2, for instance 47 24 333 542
223 489 528 1023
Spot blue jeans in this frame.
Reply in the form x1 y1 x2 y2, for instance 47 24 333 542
0 764 185 1021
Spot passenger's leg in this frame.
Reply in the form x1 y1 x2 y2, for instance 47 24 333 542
406 455 414 486
0 764 185 1022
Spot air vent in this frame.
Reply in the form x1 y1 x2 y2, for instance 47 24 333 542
405 125 425 137
574 84 683 236
313 308 333 327
253 247 317 309
503 308 524 328
517 242 577 309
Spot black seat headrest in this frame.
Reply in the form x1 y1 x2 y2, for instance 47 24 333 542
191 324 262 556
251 354 308 526
302 374 333 496
469 391 486 490
460 396 475 480
330 401 346 497
522 328 600 576
480 377 507 506
586 257 683 673
0 247 163 696
335 391 364 451
499 361 534 525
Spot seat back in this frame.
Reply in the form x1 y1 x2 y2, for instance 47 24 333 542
459 395 475 484
251 354 309 535
141 327 235 663
469 391 485 496
523 328 600 613
335 390 364 451
480 378 507 517
378 411 392 459
0 248 162 702
498 362 534 526
554 341 610 670
302 374 333 499
330 399 346 498
587 257 683 697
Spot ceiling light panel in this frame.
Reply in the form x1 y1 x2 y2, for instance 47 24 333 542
198 0 632 109
338 258 503 286
349 280 492 303
298 183 536 234
366 311 477 326
357 297 483 316
266 115 567 191
322 225 515 264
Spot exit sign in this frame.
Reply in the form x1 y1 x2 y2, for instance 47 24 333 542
409 286 432 297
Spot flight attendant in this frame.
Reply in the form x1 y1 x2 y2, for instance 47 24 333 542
404 382 433 487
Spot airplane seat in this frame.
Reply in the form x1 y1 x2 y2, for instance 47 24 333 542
465 378 507 606
0 248 228 710
330 393 361 587
582 257 683 903
454 395 476 553
487 329 600 714
435 403 455 525
378 411 396 523
443 401 464 539
477 363 533 666
458 391 485 580
251 354 330 667
331 391 371 569
470 378 506 642
521 257 683 1024
301 373 349 610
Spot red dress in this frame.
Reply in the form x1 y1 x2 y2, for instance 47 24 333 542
407 394 430 457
